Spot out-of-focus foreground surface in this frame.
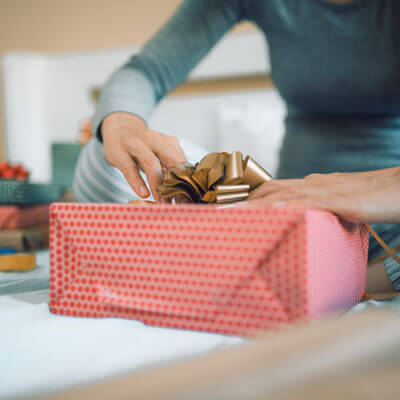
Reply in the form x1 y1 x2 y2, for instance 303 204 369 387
41 310 400 400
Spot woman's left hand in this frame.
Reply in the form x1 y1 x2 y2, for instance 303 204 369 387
247 167 400 224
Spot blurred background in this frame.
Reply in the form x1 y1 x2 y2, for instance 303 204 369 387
0 0 186 162
0 0 285 273
0 0 259 162
0 0 285 186
0 0 285 282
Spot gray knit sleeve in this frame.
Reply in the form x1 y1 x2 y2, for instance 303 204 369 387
93 0 245 138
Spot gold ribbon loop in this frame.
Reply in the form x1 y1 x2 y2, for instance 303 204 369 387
157 152 272 204
215 184 250 194
216 192 249 204
223 151 244 185
243 156 272 190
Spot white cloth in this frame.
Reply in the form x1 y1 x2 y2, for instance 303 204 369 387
0 297 243 399
0 251 50 295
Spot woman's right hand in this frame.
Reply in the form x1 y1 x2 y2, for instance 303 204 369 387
101 112 187 202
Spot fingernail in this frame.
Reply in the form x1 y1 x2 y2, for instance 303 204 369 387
139 186 149 197
235 201 248 207
272 201 286 208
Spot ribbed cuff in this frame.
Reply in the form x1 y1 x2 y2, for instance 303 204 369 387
92 67 156 141
384 252 400 292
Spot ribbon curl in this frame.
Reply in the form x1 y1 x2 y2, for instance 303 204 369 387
157 152 272 204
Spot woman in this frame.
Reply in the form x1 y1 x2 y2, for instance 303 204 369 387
74 0 400 293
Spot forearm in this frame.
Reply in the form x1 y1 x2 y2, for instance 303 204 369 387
93 69 155 139
93 0 245 137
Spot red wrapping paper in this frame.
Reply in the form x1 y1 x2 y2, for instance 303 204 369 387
49 203 368 336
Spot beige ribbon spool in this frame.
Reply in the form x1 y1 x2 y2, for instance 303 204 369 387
0 254 36 271
157 151 272 204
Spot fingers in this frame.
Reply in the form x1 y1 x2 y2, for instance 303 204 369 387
102 114 187 203
129 143 163 202
149 132 187 168
113 152 150 198
254 191 303 205
279 197 327 210
248 192 302 207
248 195 326 211
104 141 151 198
131 131 187 202
248 179 303 200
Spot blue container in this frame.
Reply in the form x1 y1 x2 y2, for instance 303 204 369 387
0 248 15 255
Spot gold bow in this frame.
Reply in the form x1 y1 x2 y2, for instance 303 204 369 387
157 151 272 204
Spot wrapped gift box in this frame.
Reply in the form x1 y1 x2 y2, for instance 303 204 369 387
49 203 368 336
0 204 49 229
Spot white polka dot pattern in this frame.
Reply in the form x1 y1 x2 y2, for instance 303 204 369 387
49 203 368 337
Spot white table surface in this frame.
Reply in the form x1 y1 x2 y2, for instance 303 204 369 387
1 251 397 400
0 251 243 399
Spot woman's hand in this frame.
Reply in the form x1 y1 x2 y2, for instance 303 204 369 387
102 112 187 202
248 168 400 224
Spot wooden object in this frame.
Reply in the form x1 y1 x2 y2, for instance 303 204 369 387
0 225 49 251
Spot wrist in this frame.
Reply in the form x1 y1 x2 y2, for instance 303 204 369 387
103 112 147 131
99 112 147 137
